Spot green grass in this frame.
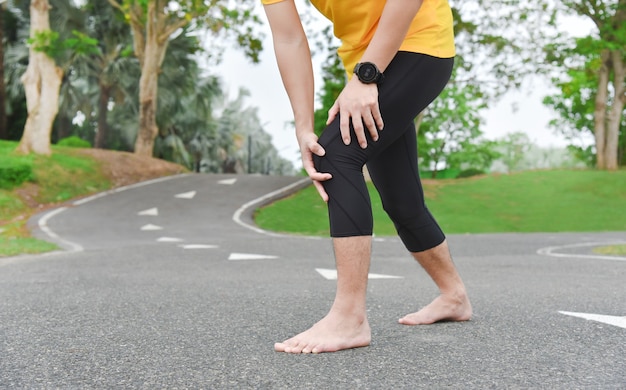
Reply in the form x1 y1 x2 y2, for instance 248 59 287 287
0 140 112 257
3 137 625 258
256 169 626 235
593 245 626 256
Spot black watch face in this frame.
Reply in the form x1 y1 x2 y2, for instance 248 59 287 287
358 63 378 83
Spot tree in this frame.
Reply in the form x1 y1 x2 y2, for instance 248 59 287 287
2 0 29 141
15 0 63 155
107 0 263 156
494 131 534 173
543 1 625 170
418 68 489 178
0 1 6 140
74 0 136 149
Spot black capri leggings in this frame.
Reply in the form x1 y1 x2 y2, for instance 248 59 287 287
313 52 454 253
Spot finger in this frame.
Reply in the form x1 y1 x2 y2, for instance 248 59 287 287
313 180 329 202
339 110 351 145
327 102 339 125
308 142 326 157
302 156 332 181
372 102 384 131
352 114 368 149
307 171 332 182
362 113 379 142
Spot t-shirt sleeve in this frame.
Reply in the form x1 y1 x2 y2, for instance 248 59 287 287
261 0 287 4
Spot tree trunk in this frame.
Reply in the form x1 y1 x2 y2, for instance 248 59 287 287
134 57 160 156
0 4 8 140
414 111 425 136
95 83 111 148
16 0 63 155
593 49 610 169
605 49 624 171
132 2 169 157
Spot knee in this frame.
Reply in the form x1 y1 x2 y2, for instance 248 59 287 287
315 142 367 175
382 199 426 225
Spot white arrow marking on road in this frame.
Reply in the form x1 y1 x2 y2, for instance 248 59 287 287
157 237 184 243
315 268 403 280
559 311 626 329
138 207 158 216
141 224 163 231
218 178 237 185
228 253 278 261
175 191 196 199
179 244 218 249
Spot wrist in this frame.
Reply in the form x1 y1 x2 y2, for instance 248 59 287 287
353 62 385 85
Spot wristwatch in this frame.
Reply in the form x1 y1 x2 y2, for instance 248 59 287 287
353 62 384 84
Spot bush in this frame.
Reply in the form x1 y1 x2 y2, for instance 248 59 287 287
0 158 34 189
456 168 485 179
57 136 91 148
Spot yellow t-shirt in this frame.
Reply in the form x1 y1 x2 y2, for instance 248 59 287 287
262 0 455 74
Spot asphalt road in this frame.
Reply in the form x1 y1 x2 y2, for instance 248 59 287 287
1 173 625 389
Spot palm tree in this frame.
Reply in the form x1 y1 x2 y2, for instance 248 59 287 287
2 0 29 141
78 0 135 148
0 1 7 140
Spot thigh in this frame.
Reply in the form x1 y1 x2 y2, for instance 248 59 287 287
317 53 453 169
366 122 425 211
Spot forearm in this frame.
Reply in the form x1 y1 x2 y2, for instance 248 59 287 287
273 38 315 137
359 0 424 72
264 2 315 137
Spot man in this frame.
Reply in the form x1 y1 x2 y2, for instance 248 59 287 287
262 0 472 354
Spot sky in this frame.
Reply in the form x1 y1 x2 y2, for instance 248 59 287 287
212 4 594 169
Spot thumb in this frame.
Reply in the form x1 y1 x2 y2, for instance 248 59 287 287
309 142 326 157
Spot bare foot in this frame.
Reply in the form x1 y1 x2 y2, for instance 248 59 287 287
275 312 371 354
398 293 472 325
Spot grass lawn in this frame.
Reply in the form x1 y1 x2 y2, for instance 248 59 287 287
593 245 626 255
2 137 624 258
255 169 626 235
1 140 112 256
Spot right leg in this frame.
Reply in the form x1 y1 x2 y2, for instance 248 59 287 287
275 112 375 354
274 236 372 354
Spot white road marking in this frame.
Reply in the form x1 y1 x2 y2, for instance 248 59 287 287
228 253 278 261
179 244 218 249
175 191 196 199
74 174 191 206
232 177 319 238
157 237 184 243
315 268 403 280
218 178 237 185
559 311 626 329
29 175 188 257
138 207 158 216
38 207 84 252
141 224 163 231
537 241 626 262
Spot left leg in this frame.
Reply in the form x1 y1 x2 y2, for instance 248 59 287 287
364 52 471 324
366 127 472 325
399 240 472 324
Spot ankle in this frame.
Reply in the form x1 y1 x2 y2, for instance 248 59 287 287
328 303 368 323
441 288 469 304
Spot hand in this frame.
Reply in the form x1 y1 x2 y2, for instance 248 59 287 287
327 78 384 149
297 131 332 202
